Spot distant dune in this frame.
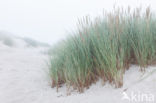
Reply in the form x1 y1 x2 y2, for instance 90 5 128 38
0 31 50 48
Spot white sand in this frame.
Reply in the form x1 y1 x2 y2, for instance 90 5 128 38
0 42 155 103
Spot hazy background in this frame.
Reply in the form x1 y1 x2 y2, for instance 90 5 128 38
0 0 155 44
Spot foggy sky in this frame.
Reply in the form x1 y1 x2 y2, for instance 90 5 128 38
0 0 155 44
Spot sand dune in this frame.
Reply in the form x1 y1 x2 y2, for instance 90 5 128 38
0 41 155 103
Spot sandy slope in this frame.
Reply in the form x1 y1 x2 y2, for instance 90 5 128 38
0 43 155 103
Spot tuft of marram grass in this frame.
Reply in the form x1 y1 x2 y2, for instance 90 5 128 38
0 33 14 47
48 7 156 93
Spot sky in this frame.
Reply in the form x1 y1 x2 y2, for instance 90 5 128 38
0 0 156 44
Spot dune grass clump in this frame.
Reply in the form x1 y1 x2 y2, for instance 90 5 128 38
0 34 14 47
22 37 50 47
49 7 156 92
3 37 14 46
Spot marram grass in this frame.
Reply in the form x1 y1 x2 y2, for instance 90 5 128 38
48 7 156 92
